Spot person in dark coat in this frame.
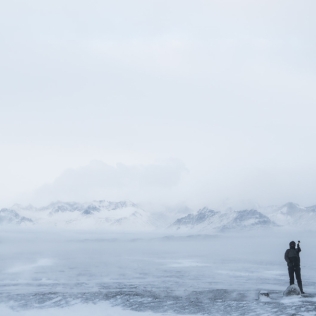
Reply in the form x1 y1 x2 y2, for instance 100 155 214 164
284 241 305 294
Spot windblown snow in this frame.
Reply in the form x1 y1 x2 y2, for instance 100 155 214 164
1 229 316 316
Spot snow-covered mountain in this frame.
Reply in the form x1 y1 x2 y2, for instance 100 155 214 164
169 207 276 233
259 202 316 229
9 200 154 230
0 208 33 226
4 200 316 232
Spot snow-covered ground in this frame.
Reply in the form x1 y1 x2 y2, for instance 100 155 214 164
1 227 316 315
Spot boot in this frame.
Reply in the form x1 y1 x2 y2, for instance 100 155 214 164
298 281 305 294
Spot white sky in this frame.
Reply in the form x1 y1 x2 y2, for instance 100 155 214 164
1 0 316 209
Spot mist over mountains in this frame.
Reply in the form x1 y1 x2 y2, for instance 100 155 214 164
169 208 276 233
1 200 316 233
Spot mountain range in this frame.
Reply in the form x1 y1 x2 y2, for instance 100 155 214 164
0 208 33 226
258 202 316 229
169 208 276 232
1 201 316 232
4 200 153 231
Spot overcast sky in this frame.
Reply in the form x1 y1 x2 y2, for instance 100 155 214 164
1 0 316 209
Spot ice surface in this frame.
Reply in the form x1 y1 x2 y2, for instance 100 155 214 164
1 228 316 315
0 302 189 316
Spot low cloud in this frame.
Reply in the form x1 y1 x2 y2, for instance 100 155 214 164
31 160 188 206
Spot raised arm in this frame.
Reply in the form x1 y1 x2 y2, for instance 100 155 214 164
297 243 301 253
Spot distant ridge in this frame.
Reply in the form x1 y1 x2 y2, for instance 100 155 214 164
169 207 276 233
2 201 316 232
259 202 316 228
6 200 153 231
0 208 33 225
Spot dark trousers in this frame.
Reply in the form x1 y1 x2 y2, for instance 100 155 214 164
288 265 303 292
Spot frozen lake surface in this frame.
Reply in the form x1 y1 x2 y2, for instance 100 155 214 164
1 228 316 315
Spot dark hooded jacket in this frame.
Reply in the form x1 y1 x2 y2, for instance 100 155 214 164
284 244 301 267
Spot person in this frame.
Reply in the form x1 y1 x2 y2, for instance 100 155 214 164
284 241 305 294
